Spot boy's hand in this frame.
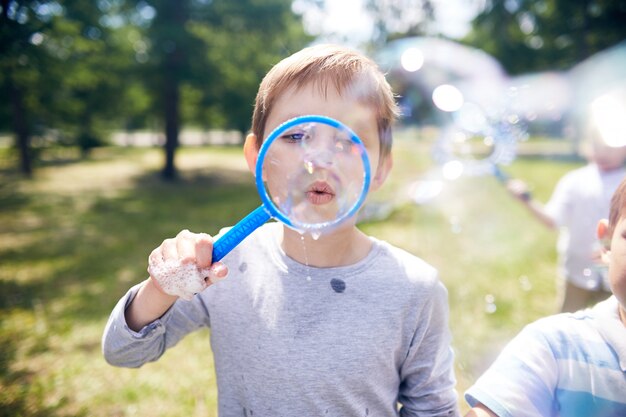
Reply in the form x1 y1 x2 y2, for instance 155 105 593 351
506 178 532 202
147 229 228 300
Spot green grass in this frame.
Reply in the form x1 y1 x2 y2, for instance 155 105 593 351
0 139 583 416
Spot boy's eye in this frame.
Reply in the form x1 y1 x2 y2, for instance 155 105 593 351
280 132 306 142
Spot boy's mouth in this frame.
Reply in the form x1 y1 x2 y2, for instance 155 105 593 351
306 181 335 205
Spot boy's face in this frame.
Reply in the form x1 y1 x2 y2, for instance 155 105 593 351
599 216 626 324
590 141 626 172
244 81 391 228
264 82 384 176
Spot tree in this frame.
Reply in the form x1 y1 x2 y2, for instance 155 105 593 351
365 0 434 45
0 0 58 176
0 0 135 174
0 0 311 178
464 0 626 74
292 0 435 49
129 0 311 180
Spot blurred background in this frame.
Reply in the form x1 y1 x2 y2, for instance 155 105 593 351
1 0 625 415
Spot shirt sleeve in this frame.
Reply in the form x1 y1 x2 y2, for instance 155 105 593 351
464 322 558 417
101 283 211 368
398 279 460 417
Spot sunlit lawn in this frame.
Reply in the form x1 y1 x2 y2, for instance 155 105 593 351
0 135 582 416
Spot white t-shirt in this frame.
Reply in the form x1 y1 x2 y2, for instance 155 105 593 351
544 163 625 290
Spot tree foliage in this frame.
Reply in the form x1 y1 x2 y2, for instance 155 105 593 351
365 0 434 45
1 0 65 175
132 0 311 179
0 0 311 177
0 0 142 173
464 0 626 74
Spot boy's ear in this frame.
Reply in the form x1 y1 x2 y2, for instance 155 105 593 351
370 154 393 191
597 218 611 249
243 133 259 175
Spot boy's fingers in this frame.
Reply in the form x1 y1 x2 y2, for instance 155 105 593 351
161 238 177 261
176 230 196 263
195 233 214 268
149 247 162 265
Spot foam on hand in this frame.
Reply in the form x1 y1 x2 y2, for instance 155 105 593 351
148 259 211 301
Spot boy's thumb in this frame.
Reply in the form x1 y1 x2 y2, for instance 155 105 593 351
207 262 229 283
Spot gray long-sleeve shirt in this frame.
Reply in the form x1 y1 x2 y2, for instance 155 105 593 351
102 223 459 417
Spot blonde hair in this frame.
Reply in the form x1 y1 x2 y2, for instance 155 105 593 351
251 44 399 163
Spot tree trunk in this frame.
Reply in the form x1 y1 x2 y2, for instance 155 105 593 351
162 66 180 180
9 76 32 177
160 0 186 182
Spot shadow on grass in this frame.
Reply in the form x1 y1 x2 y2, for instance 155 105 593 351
2 168 258 314
0 165 258 415
0 174 32 213
0 320 70 417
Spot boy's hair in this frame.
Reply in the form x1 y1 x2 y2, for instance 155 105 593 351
609 177 626 235
251 44 399 163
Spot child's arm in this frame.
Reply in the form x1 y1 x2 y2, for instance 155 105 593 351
398 280 459 416
125 230 227 331
124 277 178 332
102 230 228 367
505 178 557 229
464 320 559 417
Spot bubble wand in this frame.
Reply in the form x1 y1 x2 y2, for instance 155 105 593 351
211 115 371 261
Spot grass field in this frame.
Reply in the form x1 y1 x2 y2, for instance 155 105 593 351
0 134 582 416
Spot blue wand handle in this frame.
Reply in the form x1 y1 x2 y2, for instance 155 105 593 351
492 165 510 183
211 205 271 262
492 165 532 202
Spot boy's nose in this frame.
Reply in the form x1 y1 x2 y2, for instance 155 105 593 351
304 148 334 169
301 128 339 168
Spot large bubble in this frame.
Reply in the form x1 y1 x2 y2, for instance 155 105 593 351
377 37 509 120
499 42 626 147
261 120 368 229
377 37 525 185
375 37 626 207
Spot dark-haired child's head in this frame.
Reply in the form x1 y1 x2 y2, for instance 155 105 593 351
598 177 626 324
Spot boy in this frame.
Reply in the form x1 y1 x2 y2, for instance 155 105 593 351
506 124 626 313
464 177 626 417
102 44 459 417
